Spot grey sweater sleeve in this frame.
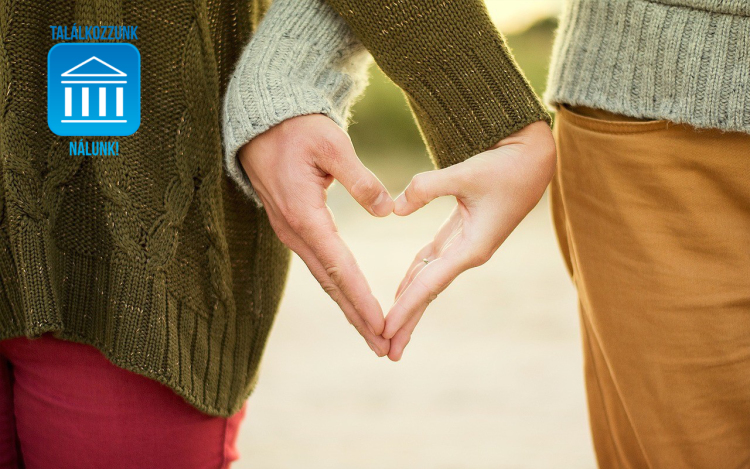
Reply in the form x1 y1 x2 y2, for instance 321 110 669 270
222 0 372 205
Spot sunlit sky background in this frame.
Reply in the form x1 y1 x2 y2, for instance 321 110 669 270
486 0 562 33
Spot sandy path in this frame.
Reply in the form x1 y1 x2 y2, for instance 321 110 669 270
234 186 596 468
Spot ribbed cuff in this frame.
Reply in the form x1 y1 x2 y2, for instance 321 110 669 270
222 0 371 205
545 0 750 134
404 37 552 168
325 0 551 169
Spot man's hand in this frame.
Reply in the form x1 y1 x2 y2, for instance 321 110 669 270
238 114 394 356
383 121 557 361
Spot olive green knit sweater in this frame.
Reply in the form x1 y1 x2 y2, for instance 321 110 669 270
0 0 548 417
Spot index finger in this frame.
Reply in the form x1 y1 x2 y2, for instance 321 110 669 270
383 254 467 340
295 208 386 336
292 238 390 356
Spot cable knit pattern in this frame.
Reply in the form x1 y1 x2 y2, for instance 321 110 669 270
222 0 371 205
545 0 750 133
0 0 286 417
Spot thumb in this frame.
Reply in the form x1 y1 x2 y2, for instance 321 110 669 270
394 165 466 216
316 138 393 217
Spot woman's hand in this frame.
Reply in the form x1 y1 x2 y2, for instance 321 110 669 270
238 114 394 357
383 120 557 361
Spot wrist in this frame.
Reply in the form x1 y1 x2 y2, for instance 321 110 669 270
220 0 371 204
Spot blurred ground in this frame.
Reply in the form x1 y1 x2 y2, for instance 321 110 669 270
235 190 595 469
235 14 596 469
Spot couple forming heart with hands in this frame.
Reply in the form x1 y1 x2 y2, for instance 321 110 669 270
219 0 557 363
0 0 559 462
239 115 555 361
3 0 749 465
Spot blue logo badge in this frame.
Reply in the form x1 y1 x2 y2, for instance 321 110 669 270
47 43 141 136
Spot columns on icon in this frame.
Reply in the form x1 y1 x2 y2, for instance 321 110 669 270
64 87 124 117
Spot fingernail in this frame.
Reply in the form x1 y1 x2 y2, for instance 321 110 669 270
371 192 392 217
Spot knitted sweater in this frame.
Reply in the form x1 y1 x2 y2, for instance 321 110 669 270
0 0 548 417
546 0 750 133
222 0 372 205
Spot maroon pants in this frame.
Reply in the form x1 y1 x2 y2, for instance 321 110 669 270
0 333 246 469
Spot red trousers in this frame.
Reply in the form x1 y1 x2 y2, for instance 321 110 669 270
0 333 246 469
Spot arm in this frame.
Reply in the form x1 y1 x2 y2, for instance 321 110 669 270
222 0 392 356
323 0 552 168
324 0 556 361
222 0 371 205
385 122 556 360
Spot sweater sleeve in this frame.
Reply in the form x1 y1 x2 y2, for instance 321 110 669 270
323 0 551 169
222 0 372 204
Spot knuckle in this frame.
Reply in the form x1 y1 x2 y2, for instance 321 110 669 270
274 229 294 247
414 276 440 304
325 264 345 287
351 176 380 202
321 281 339 297
408 174 429 201
313 130 348 161
427 289 439 303
280 204 312 234
389 301 409 319
315 138 340 161
286 215 306 233
276 201 295 221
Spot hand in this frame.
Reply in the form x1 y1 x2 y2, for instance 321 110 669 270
238 114 394 356
383 120 557 361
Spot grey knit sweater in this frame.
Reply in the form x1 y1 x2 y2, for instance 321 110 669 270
545 0 750 133
222 0 370 204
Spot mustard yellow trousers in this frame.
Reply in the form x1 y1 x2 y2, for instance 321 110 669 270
550 105 750 468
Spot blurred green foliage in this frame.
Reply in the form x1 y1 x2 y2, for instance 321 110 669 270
347 17 558 190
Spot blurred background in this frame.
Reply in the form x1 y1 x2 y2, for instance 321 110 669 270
237 1 597 467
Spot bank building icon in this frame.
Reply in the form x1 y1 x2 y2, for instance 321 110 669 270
48 43 141 137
